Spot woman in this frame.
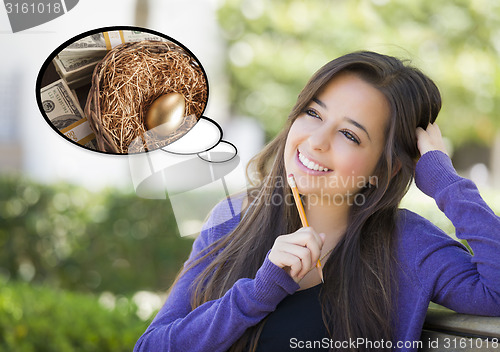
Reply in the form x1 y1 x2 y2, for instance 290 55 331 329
134 51 500 351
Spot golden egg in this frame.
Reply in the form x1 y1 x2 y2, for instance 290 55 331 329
145 92 186 136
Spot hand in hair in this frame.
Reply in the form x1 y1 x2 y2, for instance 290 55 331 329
268 227 326 283
416 123 449 157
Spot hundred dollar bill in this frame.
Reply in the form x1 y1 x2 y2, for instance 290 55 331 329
41 79 96 148
53 54 103 82
41 79 84 121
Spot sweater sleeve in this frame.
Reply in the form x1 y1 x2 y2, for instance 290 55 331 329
134 198 300 352
413 150 500 315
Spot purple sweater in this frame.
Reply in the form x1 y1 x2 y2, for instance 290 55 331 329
134 151 500 351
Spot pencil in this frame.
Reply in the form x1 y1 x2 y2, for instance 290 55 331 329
287 174 324 283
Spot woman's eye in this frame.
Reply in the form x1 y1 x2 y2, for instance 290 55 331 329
305 108 321 120
341 130 360 145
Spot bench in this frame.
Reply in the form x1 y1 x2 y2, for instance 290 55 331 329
420 305 500 351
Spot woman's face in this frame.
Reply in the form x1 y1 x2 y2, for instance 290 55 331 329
284 72 390 204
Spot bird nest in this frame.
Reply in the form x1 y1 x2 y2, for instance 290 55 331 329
85 40 208 154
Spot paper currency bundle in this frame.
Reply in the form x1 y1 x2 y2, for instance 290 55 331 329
85 40 208 154
41 79 97 150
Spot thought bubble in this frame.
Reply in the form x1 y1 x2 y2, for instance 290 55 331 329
34 26 243 238
36 26 209 155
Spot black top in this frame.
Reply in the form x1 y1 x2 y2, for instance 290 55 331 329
255 284 330 351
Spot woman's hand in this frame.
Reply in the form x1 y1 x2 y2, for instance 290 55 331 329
268 227 325 283
416 123 448 156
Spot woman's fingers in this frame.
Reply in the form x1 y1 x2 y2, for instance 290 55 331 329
284 227 324 252
282 252 303 280
268 227 325 282
282 228 323 266
416 123 448 156
278 242 313 279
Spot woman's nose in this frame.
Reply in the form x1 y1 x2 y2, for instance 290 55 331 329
308 127 331 152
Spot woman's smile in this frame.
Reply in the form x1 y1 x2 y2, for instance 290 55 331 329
296 149 333 174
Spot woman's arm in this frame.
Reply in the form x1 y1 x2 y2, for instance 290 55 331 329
133 200 300 352
413 125 500 315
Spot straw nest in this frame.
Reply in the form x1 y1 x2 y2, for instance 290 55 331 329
85 40 208 154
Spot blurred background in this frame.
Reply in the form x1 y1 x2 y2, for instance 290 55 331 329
1 0 499 350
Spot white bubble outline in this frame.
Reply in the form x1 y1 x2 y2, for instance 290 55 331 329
197 140 238 163
160 116 238 163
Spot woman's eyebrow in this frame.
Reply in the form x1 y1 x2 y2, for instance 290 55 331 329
312 98 326 109
343 117 371 141
312 98 371 141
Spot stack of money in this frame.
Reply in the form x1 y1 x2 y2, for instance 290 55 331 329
41 79 97 150
53 54 104 89
53 30 169 89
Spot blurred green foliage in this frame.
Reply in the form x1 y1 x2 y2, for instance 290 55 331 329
217 0 500 145
0 278 145 352
1 172 498 299
0 174 194 294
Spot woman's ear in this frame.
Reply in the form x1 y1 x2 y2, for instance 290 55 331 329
391 159 402 179
368 176 378 187
367 157 401 188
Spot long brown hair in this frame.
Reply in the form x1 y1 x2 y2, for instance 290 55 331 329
181 51 441 351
